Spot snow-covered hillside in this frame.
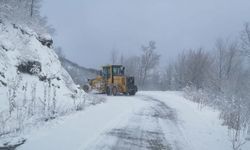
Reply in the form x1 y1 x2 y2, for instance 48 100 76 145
0 19 96 145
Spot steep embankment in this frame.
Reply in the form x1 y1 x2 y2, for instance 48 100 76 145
0 19 93 146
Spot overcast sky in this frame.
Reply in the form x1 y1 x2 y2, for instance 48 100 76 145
41 0 250 69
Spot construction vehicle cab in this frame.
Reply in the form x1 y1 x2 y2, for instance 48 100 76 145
83 65 137 96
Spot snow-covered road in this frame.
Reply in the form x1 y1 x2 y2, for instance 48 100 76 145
18 92 250 150
83 95 188 150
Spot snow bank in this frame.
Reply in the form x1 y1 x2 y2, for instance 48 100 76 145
141 91 250 150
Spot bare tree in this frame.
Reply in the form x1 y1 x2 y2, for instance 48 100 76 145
222 100 248 150
162 63 175 90
123 56 141 76
52 86 57 115
212 40 243 93
241 23 250 57
0 111 10 136
30 0 35 17
7 75 22 115
22 82 28 107
214 39 226 92
43 82 48 117
174 52 187 89
173 49 211 90
140 41 160 89
28 82 37 116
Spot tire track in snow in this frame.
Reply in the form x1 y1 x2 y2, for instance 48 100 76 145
84 95 183 150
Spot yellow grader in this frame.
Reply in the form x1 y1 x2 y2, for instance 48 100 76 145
83 65 137 96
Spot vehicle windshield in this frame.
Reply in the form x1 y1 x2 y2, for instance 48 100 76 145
102 66 110 78
112 66 124 76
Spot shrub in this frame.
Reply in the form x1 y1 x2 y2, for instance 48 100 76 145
17 61 41 75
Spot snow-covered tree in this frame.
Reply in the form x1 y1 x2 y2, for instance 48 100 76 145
0 0 53 34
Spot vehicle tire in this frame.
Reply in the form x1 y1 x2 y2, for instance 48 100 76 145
128 91 136 96
106 87 112 96
112 86 118 96
83 84 90 93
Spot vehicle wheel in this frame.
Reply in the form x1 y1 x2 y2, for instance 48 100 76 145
106 87 112 96
82 84 90 93
129 91 136 96
112 86 118 96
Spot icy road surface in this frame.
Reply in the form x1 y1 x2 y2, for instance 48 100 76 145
18 91 250 150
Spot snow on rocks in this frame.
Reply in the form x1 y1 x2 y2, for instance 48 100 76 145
37 33 53 48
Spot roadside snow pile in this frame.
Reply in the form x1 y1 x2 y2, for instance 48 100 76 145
0 19 102 146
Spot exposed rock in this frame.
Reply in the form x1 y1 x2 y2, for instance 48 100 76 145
37 34 53 48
